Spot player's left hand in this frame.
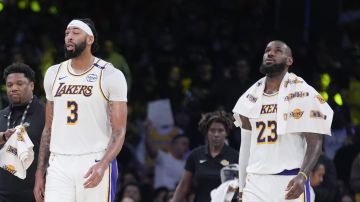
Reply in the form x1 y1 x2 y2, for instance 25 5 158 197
83 161 108 188
285 174 306 200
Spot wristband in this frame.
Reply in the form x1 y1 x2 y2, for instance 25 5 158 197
298 171 308 180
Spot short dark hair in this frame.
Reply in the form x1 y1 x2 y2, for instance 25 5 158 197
3 63 35 82
198 111 234 136
77 18 99 54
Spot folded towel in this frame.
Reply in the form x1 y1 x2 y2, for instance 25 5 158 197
233 72 333 135
0 125 34 179
210 179 238 202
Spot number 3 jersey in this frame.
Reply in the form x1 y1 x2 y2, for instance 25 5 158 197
44 58 127 155
247 92 306 175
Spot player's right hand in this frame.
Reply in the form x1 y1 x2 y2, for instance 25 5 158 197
285 174 306 200
34 169 46 202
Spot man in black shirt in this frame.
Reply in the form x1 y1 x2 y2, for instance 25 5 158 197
0 63 45 202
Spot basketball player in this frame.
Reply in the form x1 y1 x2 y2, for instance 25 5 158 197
33 18 127 202
233 41 333 201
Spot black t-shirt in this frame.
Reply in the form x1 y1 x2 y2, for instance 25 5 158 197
185 144 239 202
0 96 45 202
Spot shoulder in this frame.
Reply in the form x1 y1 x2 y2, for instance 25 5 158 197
48 61 67 72
188 146 206 158
44 62 66 78
0 106 10 116
33 96 45 109
192 145 206 153
223 145 239 155
101 62 124 77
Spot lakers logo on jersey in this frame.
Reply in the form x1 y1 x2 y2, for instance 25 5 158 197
289 108 304 119
2 164 16 175
54 83 93 97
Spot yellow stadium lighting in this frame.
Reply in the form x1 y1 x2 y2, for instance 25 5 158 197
320 91 329 101
334 93 343 106
48 5 58 15
0 2 4 12
321 73 331 90
18 0 27 9
30 1 40 12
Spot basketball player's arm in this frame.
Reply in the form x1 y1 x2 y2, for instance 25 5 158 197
285 132 323 200
34 101 54 202
171 170 193 202
238 115 252 201
83 101 127 188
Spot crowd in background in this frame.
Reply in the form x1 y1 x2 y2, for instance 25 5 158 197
1 0 360 201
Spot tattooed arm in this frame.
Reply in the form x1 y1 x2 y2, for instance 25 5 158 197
83 101 127 188
34 101 53 202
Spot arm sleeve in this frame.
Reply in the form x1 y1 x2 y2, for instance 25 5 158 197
239 128 251 191
43 65 58 101
101 64 128 101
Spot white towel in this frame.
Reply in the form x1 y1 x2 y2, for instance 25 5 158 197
210 179 238 202
0 125 34 179
233 72 333 135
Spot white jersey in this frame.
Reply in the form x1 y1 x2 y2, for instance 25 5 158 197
247 92 306 174
44 58 127 154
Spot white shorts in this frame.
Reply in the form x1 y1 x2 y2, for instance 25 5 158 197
243 172 311 202
44 152 118 202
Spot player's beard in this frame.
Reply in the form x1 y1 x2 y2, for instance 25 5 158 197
64 40 87 59
259 62 286 77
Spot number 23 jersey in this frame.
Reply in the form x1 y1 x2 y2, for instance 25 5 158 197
247 92 306 175
44 58 127 155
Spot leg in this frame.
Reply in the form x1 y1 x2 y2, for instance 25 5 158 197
75 154 118 202
44 154 75 202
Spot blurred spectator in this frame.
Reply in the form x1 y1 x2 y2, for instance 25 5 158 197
334 127 360 193
313 155 340 202
153 187 169 202
347 60 360 126
310 160 326 202
350 152 360 202
119 183 142 202
145 123 189 190
172 111 238 202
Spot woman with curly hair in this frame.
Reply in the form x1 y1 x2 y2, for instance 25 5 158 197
171 111 238 202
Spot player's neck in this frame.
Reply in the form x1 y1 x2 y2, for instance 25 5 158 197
70 52 95 74
264 71 287 93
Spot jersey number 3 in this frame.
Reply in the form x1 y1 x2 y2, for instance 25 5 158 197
67 101 78 125
256 120 277 144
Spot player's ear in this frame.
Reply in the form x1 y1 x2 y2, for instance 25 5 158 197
29 81 34 91
87 36 94 45
286 56 293 66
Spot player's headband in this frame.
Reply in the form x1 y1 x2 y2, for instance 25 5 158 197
67 20 94 36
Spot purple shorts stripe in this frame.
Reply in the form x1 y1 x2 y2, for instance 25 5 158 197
108 159 118 202
304 179 310 202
